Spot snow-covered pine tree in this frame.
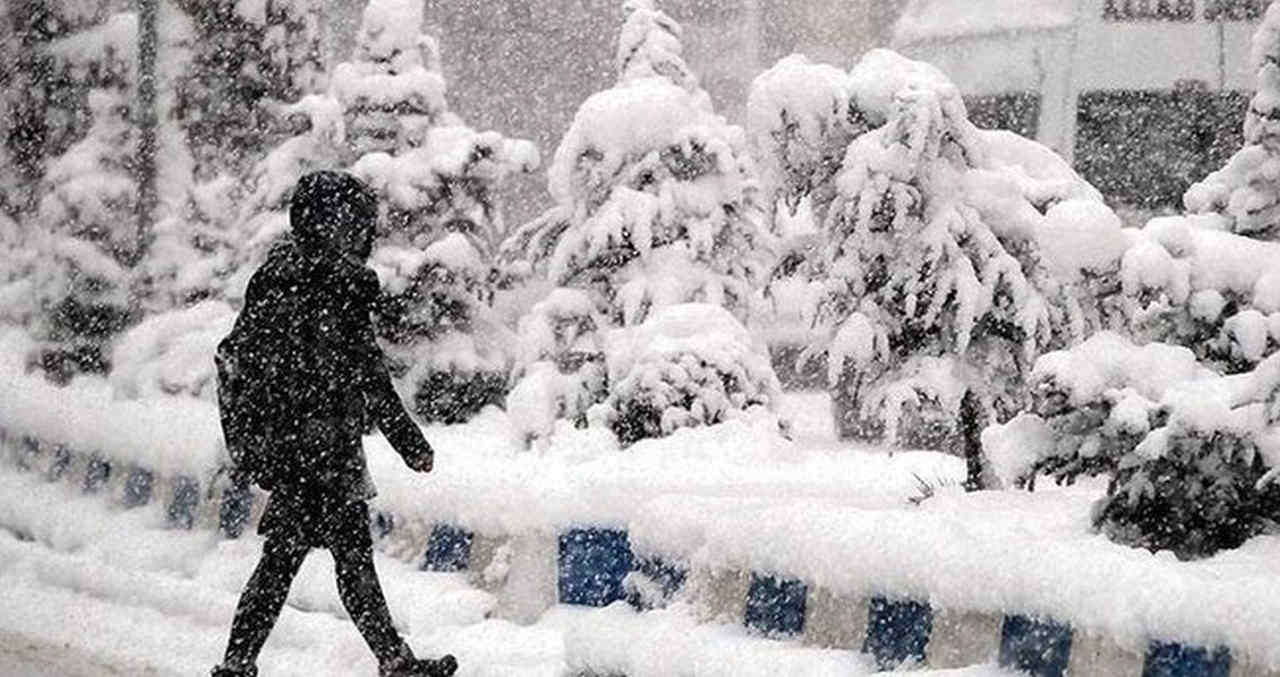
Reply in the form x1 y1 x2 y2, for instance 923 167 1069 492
320 0 539 424
983 332 1280 559
31 86 139 381
173 0 326 178
1184 0 1280 238
2 0 96 216
504 0 779 447
747 54 862 235
745 54 864 389
818 50 1114 478
1117 215 1280 375
148 0 330 312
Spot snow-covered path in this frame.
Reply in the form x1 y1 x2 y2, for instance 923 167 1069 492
0 468 1020 677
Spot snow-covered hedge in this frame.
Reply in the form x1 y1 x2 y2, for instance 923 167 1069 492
108 300 235 401
595 304 783 446
1120 214 1280 372
984 332 1280 558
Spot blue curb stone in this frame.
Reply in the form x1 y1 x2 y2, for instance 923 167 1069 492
422 523 473 572
46 445 71 481
1142 641 1231 677
626 556 688 610
219 478 253 539
123 467 154 508
999 614 1074 677
371 511 395 541
864 597 933 669
18 436 40 470
167 476 199 529
83 455 111 493
745 573 807 637
559 528 633 606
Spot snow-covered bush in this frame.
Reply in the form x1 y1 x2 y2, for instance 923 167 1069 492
813 50 1114 457
108 299 235 400
503 0 778 446
747 54 863 234
505 288 608 445
984 332 1280 558
597 304 783 446
1120 215 1280 372
225 0 535 424
28 88 140 381
334 0 537 424
1184 1 1280 238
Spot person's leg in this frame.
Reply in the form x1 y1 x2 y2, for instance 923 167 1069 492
220 535 310 670
328 501 409 666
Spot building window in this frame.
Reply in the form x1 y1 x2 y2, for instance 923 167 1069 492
1204 0 1267 20
1103 0 1194 21
1075 88 1248 210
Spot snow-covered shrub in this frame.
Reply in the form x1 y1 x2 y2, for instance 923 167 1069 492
335 0 537 423
506 288 608 445
331 0 446 161
108 299 235 400
814 50 1114 456
1184 2 1280 238
984 332 1280 558
29 88 140 380
1120 215 1280 372
596 304 783 446
747 54 863 233
503 0 778 446
228 0 536 424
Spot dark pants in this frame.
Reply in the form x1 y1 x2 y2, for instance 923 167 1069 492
221 499 407 669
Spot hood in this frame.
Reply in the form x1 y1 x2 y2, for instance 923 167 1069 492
289 170 377 261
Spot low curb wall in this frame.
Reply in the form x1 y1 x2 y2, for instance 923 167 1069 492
2 427 1276 677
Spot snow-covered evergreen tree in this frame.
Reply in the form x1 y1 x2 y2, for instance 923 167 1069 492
331 0 446 163
1185 1 1280 238
30 87 139 380
747 54 862 235
1118 215 1280 374
817 50 1115 464
314 0 537 424
984 332 1280 559
504 0 779 446
2 0 98 216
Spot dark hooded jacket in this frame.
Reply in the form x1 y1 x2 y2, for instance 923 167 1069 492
223 171 430 529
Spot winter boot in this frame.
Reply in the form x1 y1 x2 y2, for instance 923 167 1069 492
379 649 458 677
211 664 258 677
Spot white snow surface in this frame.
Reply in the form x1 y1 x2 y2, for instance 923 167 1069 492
628 484 1280 669
3 375 1280 670
0 447 1012 677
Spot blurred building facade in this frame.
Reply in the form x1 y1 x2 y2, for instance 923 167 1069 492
893 0 1265 212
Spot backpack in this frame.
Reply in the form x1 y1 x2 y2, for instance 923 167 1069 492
215 269 324 491
216 325 292 491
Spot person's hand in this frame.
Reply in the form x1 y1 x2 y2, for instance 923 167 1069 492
406 448 434 473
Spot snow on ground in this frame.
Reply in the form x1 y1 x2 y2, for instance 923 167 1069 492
0 468 1021 677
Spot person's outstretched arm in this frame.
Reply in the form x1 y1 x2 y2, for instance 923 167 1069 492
347 269 435 472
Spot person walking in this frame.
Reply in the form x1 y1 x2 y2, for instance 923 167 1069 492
211 171 457 677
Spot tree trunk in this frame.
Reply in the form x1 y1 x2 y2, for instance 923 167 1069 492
959 389 987 491
132 0 158 267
